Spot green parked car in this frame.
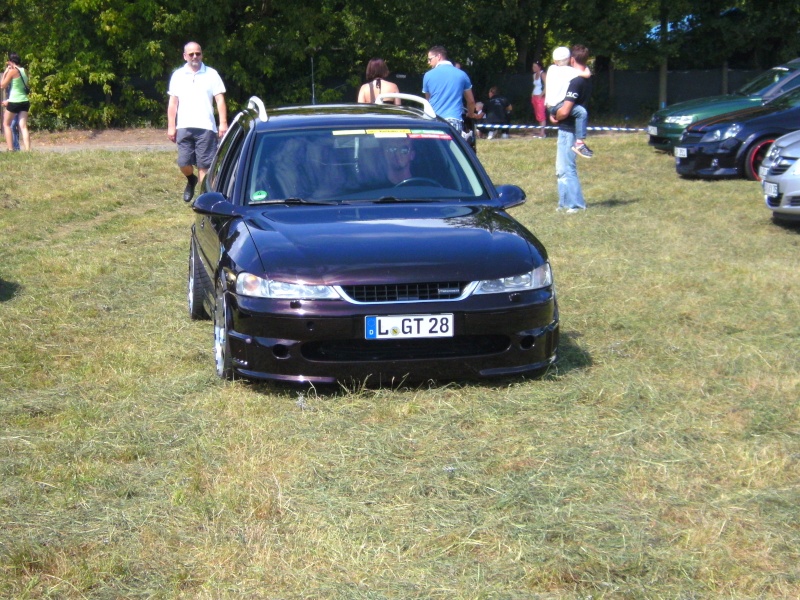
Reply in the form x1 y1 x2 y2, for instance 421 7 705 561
648 58 800 151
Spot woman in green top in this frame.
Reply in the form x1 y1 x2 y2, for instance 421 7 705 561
1 52 30 151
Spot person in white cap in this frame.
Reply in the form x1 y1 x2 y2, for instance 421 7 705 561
545 46 593 158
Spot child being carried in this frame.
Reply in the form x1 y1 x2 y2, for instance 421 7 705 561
545 46 593 158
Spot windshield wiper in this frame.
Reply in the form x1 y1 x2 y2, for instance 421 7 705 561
375 196 436 203
251 197 335 205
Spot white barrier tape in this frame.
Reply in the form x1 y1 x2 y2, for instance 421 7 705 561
475 123 646 132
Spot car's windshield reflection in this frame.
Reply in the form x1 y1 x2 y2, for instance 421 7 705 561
247 128 487 205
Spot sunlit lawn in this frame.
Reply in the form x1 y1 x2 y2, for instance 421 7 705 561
1 134 798 598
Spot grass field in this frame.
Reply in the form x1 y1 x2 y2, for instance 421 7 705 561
1 134 798 598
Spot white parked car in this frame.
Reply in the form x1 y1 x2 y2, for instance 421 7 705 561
759 129 800 223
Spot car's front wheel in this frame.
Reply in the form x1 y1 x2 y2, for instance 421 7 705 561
744 137 775 181
213 279 234 380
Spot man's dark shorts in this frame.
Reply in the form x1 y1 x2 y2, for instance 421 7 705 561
176 128 219 170
6 101 30 114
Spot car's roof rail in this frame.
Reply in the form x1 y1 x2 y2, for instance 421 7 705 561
376 93 437 119
247 96 268 122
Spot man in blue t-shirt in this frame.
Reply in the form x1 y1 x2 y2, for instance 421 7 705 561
422 46 476 134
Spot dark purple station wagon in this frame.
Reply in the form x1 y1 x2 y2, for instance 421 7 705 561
188 95 559 384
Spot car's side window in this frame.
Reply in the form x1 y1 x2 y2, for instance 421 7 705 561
207 126 234 191
774 76 800 98
209 124 245 197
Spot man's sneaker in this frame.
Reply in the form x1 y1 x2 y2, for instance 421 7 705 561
183 174 198 202
572 143 594 158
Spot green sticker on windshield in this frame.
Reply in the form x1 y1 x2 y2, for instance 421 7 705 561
252 190 268 201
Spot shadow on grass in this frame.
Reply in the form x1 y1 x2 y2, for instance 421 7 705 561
771 217 800 233
547 329 592 373
592 197 640 209
0 278 21 302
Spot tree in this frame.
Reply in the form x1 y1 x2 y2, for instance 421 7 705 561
1 0 798 128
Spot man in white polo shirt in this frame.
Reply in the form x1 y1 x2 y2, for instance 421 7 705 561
167 41 227 202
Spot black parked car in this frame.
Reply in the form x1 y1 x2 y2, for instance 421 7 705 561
674 87 800 180
188 95 559 384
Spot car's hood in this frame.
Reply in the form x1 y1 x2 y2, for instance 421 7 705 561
687 102 800 132
771 129 800 154
243 203 542 284
655 94 761 118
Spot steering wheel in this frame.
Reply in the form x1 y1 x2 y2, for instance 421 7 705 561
394 177 443 188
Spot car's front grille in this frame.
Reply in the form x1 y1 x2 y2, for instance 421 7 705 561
767 194 782 207
769 158 797 176
680 132 704 144
303 335 510 361
340 282 468 303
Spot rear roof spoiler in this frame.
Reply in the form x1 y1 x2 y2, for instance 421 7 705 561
376 93 437 119
247 96 268 122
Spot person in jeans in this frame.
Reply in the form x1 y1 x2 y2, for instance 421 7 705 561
2 95 20 151
422 45 477 135
552 45 592 213
167 41 227 202
545 46 593 158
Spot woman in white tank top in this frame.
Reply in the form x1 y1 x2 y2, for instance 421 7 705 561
530 61 546 138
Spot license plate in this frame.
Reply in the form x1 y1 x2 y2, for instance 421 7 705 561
674 147 688 158
764 182 779 197
647 126 658 136
365 314 454 339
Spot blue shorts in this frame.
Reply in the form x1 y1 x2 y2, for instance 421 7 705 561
176 128 218 170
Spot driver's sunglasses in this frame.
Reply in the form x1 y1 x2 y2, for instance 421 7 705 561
386 147 411 155
186 52 202 57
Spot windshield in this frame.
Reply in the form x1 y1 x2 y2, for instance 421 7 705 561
737 66 796 96
246 127 488 204
761 86 800 109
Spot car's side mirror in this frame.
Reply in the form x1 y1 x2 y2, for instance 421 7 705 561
496 184 526 209
191 192 240 216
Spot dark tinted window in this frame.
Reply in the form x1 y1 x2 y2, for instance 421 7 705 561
738 66 797 96
208 123 245 197
246 127 487 204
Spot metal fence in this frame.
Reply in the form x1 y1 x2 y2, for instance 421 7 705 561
391 68 762 122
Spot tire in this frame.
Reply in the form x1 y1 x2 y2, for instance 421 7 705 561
188 239 210 320
744 138 775 181
213 279 234 380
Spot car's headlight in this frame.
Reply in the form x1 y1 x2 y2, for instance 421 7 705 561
664 115 694 126
236 273 340 299
474 263 552 294
700 123 742 143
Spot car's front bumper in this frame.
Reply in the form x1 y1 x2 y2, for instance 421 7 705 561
674 141 742 178
762 173 800 220
647 123 684 151
224 289 559 384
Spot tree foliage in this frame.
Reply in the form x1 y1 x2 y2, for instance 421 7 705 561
0 0 798 128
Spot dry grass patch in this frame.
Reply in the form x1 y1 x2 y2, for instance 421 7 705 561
1 136 799 598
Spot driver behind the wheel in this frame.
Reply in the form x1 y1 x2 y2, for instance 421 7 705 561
382 137 416 185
